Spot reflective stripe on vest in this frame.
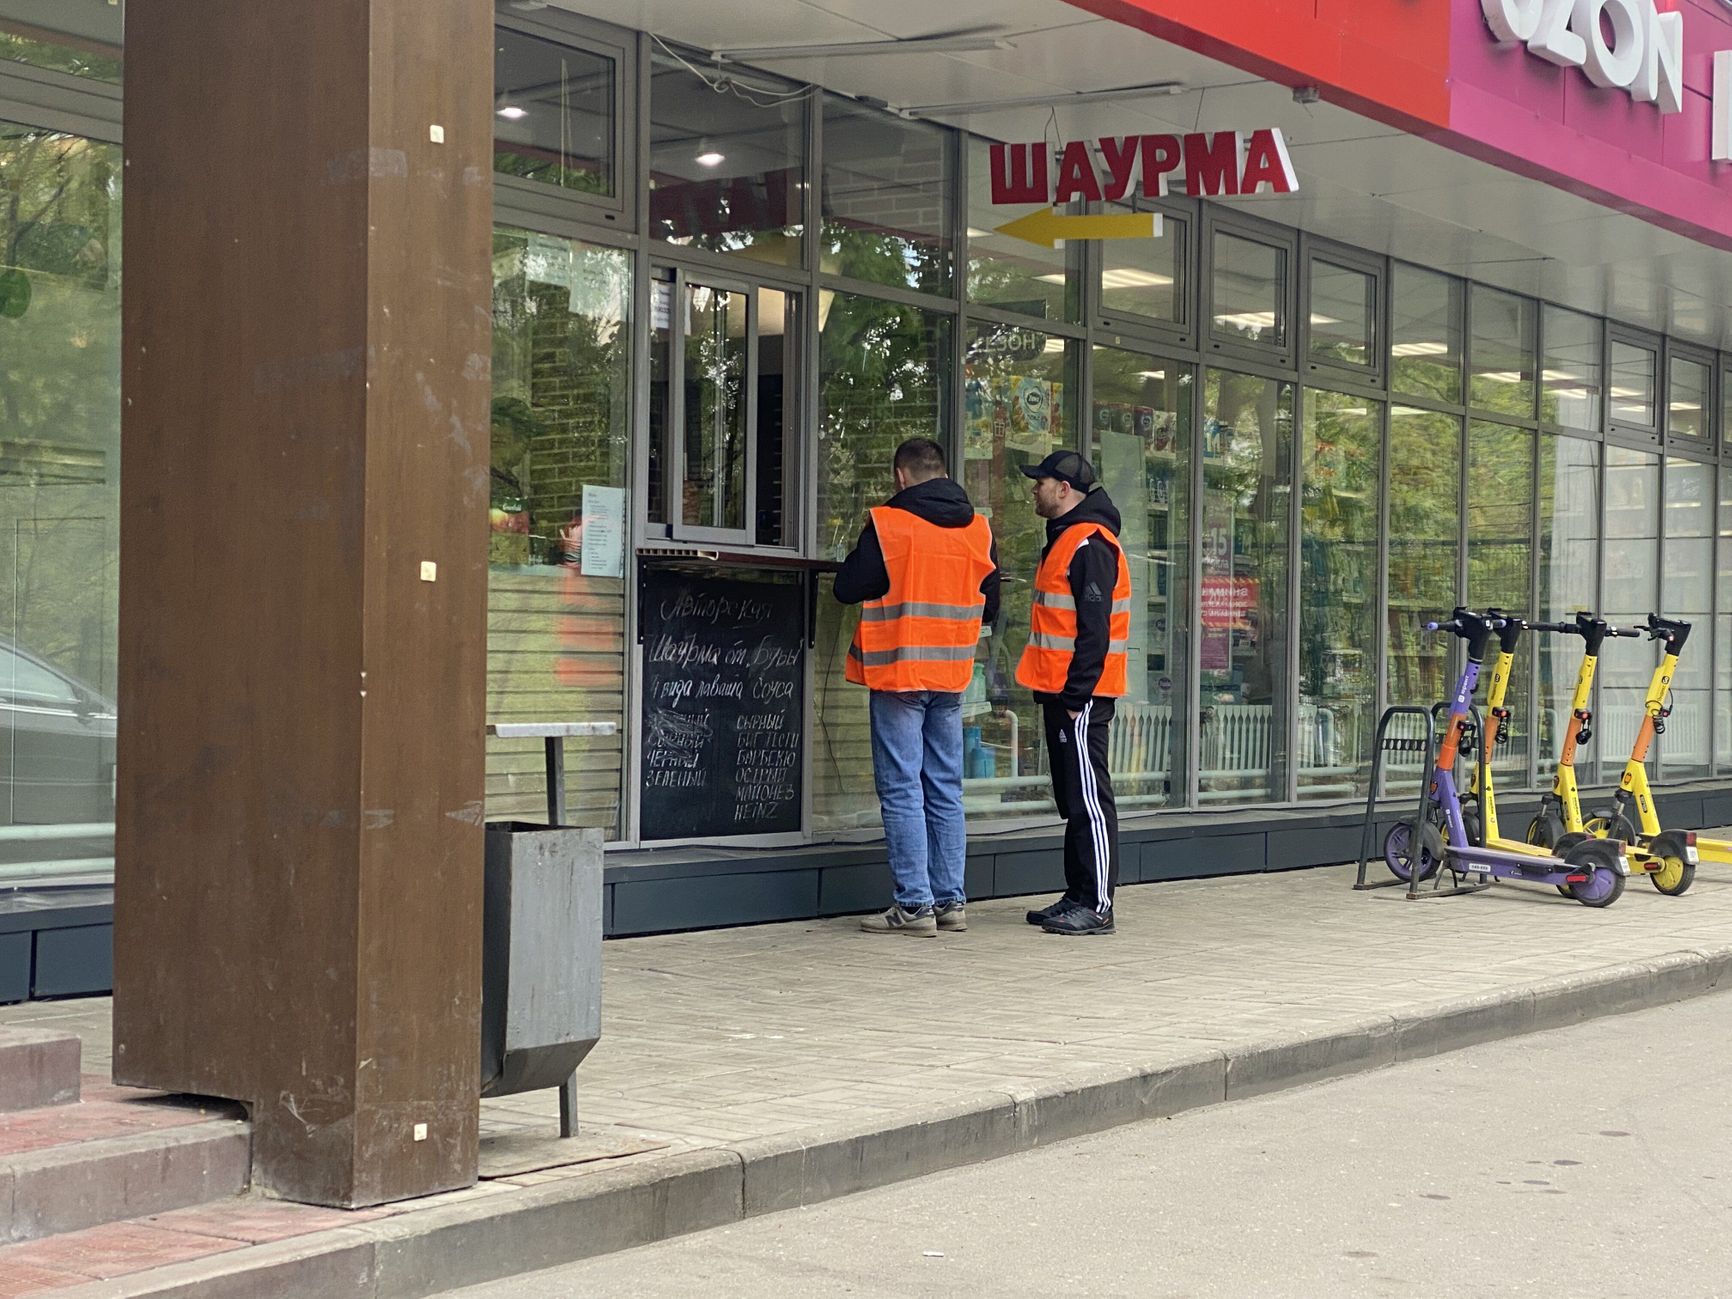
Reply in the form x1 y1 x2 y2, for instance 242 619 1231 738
844 505 994 692
1015 521 1132 698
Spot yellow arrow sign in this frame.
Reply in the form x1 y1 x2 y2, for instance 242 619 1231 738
993 208 1163 248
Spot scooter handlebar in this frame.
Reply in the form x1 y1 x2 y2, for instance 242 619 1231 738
1610 627 1644 638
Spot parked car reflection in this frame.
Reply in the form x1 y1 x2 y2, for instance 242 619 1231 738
0 639 116 828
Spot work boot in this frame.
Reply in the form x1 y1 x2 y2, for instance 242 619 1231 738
1025 895 1079 926
860 904 937 937
935 902 967 932
1042 906 1115 936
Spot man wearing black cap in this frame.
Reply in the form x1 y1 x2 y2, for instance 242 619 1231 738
1014 450 1131 935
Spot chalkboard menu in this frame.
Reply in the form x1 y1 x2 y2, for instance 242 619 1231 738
638 565 805 840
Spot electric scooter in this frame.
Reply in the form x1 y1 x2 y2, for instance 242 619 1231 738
1525 612 1627 850
1587 613 1728 885
1470 611 1579 863
1383 608 1628 907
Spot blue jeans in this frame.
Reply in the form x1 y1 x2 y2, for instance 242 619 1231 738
869 690 967 911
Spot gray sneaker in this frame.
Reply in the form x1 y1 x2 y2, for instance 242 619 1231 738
935 903 967 932
860 904 938 937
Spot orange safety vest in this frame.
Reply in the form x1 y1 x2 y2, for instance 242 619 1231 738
845 506 995 692
1016 522 1131 698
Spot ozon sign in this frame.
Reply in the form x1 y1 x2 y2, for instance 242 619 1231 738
1480 0 1684 113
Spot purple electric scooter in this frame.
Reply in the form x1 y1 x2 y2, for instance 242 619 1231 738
1383 608 1629 906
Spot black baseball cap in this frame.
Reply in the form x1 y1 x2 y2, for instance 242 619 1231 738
1018 450 1098 492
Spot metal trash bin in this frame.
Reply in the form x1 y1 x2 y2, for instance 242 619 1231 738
479 721 614 1137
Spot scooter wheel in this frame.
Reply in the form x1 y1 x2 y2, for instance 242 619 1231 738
1384 821 1439 883
1525 816 1555 849
1563 840 1626 909
1585 814 1637 845
1650 855 1695 897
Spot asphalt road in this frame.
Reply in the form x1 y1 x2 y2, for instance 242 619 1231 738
443 991 1732 1299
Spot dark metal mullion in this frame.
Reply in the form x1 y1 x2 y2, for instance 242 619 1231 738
742 291 760 543
1287 383 1304 804
669 268 688 529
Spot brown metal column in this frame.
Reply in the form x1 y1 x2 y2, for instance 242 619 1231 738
112 0 492 1208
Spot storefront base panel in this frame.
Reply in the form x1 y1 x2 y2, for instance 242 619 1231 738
0 782 1724 1001
0 889 113 1005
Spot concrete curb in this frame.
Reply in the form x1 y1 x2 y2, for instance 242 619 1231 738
56 943 1732 1298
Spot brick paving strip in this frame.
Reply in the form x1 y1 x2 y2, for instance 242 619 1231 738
2 860 1731 1296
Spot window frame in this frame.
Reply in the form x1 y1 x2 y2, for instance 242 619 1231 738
1663 341 1716 449
1091 194 1197 349
1201 208 1297 370
1300 238 1385 389
1606 325 1663 448
493 11 637 231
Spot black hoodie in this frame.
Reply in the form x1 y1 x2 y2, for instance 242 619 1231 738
833 477 1001 627
1036 487 1125 713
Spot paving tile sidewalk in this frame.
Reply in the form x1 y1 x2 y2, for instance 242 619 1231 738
3 859 1732 1295
9 862 1732 1154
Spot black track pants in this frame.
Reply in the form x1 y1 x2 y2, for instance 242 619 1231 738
1041 697 1120 914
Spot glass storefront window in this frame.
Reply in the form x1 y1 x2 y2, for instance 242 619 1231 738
1210 232 1286 348
649 52 805 264
966 136 1074 321
1467 421 1534 784
1718 471 1731 774
1387 409 1461 748
0 3 122 81
1469 286 1536 418
1540 306 1601 432
1661 458 1713 779
1537 434 1600 782
1199 370 1292 803
1609 339 1657 429
1391 265 1462 404
0 123 120 882
1307 262 1374 370
1299 390 1381 800
811 296 952 832
1600 446 1660 784
822 99 952 295
494 27 616 197
1097 207 1186 329
957 324 1077 818
488 229 631 835
1092 348 1191 809
1667 354 1711 443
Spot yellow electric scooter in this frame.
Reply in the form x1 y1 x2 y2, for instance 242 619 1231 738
1522 612 1694 894
1469 612 1609 882
1523 612 1617 852
1583 613 1728 888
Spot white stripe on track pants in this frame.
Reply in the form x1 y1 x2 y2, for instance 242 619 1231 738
1041 698 1120 915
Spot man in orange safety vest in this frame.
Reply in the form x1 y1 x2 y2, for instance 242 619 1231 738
836 438 1000 937
1016 450 1131 936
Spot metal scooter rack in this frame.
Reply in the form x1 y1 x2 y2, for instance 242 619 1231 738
1353 703 1492 899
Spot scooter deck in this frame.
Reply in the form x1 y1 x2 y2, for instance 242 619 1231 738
1443 843 1581 879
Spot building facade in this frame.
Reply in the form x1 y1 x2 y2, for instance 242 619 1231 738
3 0 1732 974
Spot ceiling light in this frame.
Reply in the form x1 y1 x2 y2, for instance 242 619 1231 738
1477 370 1528 384
1308 313 1342 327
1390 341 1449 357
1215 311 1278 331
1137 370 1166 380
496 105 528 121
696 150 726 168
1101 269 1173 290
